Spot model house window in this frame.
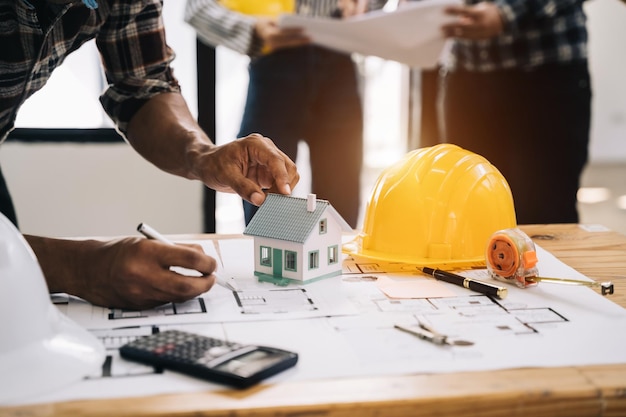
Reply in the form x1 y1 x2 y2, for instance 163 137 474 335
328 245 339 265
260 246 272 266
308 250 319 270
285 251 297 271
319 219 327 234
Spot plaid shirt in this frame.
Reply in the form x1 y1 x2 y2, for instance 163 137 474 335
447 0 588 72
0 0 180 142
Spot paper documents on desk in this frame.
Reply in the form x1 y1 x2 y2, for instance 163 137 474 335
24 239 626 408
278 0 460 68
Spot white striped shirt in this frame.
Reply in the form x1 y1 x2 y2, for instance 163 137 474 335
185 0 385 57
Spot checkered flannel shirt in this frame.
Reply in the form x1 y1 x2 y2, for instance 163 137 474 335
446 0 588 72
0 0 180 142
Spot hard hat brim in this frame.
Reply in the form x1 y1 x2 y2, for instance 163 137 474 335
343 243 487 271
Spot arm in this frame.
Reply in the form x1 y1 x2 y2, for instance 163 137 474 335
99 1 299 204
125 92 297 206
25 235 218 310
441 2 505 39
32 1 297 309
442 0 585 40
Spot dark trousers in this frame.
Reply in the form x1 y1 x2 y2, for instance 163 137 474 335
238 46 363 228
0 163 18 227
442 61 591 224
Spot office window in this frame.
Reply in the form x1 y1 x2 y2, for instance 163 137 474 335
319 219 327 234
308 250 319 270
285 251 297 272
328 245 339 265
260 246 272 267
14 2 197 132
14 40 111 130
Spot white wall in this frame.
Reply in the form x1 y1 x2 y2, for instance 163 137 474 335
1 0 624 238
0 142 203 237
585 0 626 162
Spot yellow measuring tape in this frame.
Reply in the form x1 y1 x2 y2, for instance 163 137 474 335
485 228 614 295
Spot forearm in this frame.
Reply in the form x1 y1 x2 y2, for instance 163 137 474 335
125 92 214 182
25 234 219 309
24 235 99 296
369 0 388 11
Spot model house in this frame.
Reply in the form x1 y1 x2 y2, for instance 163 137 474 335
243 193 352 285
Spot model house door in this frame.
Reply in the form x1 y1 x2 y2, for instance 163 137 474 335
273 248 283 277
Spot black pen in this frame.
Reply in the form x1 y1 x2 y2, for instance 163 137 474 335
422 267 508 299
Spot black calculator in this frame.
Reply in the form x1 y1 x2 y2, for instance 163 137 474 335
119 329 298 388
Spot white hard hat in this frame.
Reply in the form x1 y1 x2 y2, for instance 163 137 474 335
0 213 105 405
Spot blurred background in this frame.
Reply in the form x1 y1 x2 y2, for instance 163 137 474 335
1 0 624 238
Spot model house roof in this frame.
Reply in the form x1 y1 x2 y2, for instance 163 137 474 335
243 194 352 243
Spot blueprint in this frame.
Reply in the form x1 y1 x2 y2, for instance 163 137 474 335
19 237 626 407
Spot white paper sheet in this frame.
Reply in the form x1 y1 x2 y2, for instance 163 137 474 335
278 0 461 68
10 240 626 407
66 238 357 330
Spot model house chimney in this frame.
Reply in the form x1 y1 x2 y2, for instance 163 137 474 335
307 193 316 212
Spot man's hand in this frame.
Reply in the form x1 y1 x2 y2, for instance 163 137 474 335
254 18 310 52
442 2 504 40
28 235 218 310
193 133 300 207
337 0 369 17
126 93 299 208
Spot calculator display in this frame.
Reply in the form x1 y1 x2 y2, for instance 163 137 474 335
215 349 289 378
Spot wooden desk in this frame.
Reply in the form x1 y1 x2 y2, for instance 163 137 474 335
2 224 625 417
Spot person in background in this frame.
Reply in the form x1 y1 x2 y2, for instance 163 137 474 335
436 0 591 224
185 0 385 228
0 0 299 309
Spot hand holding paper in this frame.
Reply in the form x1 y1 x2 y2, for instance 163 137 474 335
278 0 461 68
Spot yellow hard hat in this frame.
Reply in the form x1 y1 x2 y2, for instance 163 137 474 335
344 143 517 269
219 0 294 16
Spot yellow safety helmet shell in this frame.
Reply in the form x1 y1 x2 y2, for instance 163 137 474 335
345 144 517 269
219 0 294 16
